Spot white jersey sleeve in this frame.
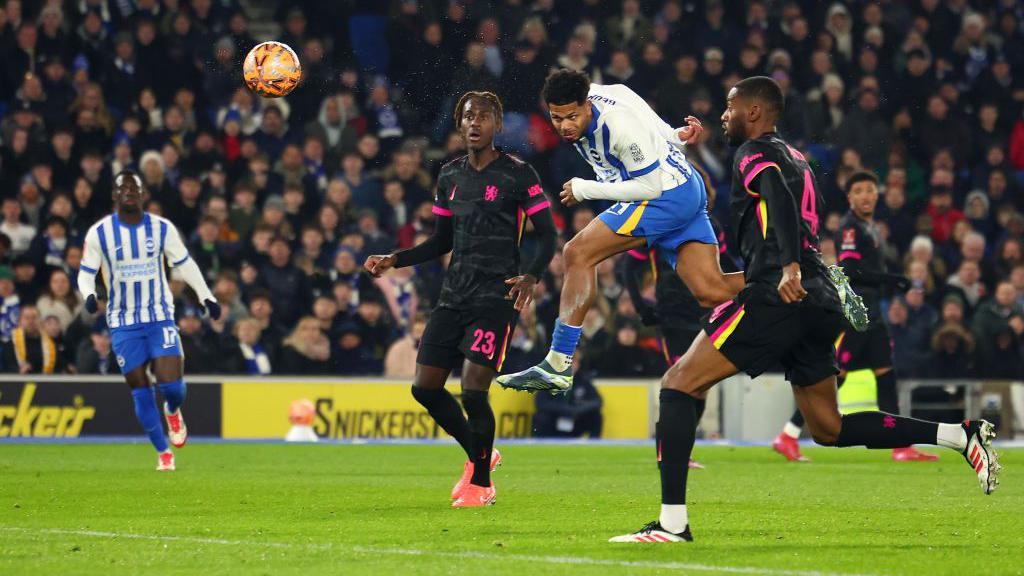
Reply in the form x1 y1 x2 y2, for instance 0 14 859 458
162 223 191 267
80 224 104 275
77 224 103 299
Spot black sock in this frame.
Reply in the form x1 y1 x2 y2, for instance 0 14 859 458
836 411 939 448
461 390 495 487
875 371 899 414
658 389 697 505
694 398 706 428
411 386 473 458
789 409 805 428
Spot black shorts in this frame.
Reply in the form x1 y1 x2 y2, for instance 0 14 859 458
702 289 844 387
418 304 518 371
835 322 892 371
660 324 700 365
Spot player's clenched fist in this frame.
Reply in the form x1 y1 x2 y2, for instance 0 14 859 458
560 180 579 207
777 262 807 304
364 254 397 278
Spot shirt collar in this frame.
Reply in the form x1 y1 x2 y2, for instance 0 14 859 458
583 102 600 138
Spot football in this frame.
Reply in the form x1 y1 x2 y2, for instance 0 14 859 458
242 41 302 98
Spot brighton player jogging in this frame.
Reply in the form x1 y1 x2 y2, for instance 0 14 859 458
499 69 745 393
78 171 220 471
364 92 556 507
610 77 1001 544
772 171 937 463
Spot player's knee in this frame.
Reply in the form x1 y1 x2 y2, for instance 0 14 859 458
562 236 591 268
690 280 730 309
808 421 841 446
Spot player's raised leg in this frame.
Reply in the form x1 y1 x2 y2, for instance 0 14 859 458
452 360 500 508
499 220 642 392
123 364 174 471
611 331 739 542
153 354 188 449
793 377 1001 494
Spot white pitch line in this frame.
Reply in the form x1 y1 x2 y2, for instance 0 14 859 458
0 526 883 576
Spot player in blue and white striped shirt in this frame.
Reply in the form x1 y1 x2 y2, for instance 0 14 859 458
77 170 221 471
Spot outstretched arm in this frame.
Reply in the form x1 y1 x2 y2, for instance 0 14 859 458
364 212 453 277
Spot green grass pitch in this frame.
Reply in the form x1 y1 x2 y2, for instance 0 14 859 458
0 443 1020 575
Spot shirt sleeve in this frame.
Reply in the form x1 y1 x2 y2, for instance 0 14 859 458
80 225 103 275
432 170 453 218
606 109 661 179
162 222 191 267
735 142 781 198
518 164 551 217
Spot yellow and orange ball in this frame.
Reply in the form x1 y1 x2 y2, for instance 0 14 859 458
243 41 302 98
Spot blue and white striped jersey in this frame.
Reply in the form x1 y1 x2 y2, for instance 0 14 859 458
572 83 693 190
80 213 190 329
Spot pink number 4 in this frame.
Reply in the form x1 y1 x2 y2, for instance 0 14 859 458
800 169 819 236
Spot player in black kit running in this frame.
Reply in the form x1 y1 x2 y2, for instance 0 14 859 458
364 92 556 508
772 171 938 463
609 76 1000 544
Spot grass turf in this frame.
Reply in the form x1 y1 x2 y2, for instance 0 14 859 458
0 443 1019 576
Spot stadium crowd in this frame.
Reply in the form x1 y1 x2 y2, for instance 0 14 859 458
0 0 1022 381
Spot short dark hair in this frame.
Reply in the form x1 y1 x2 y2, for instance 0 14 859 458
542 69 590 106
453 91 504 129
845 170 878 194
734 76 785 119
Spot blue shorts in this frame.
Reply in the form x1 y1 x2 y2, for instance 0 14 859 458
111 320 183 373
597 174 717 269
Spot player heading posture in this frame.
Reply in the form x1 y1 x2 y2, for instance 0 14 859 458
78 171 220 471
499 69 743 393
364 92 556 507
610 77 1001 543
772 171 936 463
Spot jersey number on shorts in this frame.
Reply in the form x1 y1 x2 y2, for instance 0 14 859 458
607 202 632 216
471 329 496 357
162 326 179 349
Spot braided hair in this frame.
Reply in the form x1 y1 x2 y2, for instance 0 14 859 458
453 91 504 132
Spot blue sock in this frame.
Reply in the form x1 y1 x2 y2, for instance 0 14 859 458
550 319 583 356
158 379 186 413
132 387 169 453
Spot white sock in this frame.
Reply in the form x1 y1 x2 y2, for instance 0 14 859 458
783 422 802 439
544 350 573 372
659 504 688 534
936 423 967 451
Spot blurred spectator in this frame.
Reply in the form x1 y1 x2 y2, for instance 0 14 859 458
384 313 426 378
279 316 332 374
1 198 35 256
35 268 81 333
972 282 1024 378
177 305 219 373
0 266 21 341
3 305 63 374
594 319 661 377
75 321 118 375
887 295 932 378
533 361 602 438
258 236 311 328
